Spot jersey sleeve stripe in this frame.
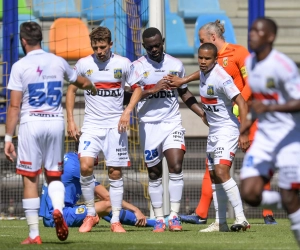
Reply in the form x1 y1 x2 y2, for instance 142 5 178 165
253 92 279 101
95 82 121 89
131 83 139 90
144 84 157 90
201 96 218 104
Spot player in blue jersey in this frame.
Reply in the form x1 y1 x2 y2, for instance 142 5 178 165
39 149 155 228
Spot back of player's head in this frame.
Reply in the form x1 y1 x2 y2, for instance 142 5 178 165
200 20 225 41
199 43 218 57
89 26 112 44
142 27 162 40
256 17 278 36
19 21 43 46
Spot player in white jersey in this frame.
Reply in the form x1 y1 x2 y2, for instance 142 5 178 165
4 21 97 245
194 43 250 233
66 26 142 233
239 18 300 247
127 27 206 232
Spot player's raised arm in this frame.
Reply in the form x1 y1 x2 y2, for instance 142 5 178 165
165 70 200 88
66 84 80 140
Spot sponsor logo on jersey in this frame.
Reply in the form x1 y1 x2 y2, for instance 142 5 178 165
240 66 248 78
148 90 175 99
202 104 219 112
86 89 121 97
207 85 214 95
114 68 122 79
18 161 32 170
36 66 43 76
75 206 86 214
222 57 228 67
86 69 93 77
169 70 179 76
143 71 150 78
266 77 275 88
155 69 165 72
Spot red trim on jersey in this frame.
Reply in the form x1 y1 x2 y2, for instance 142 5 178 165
127 161 131 167
131 84 139 90
181 144 186 151
20 160 32 165
291 183 300 189
16 168 42 177
252 93 279 101
201 96 218 104
144 84 156 90
219 159 232 167
230 152 235 158
94 82 121 89
45 169 63 177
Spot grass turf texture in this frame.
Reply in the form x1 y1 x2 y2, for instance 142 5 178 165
0 219 298 250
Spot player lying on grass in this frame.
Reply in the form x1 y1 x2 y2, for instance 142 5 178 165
39 149 155 229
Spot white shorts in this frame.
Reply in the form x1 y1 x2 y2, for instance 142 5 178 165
17 120 64 177
78 128 130 167
240 129 300 190
206 134 238 171
139 122 186 167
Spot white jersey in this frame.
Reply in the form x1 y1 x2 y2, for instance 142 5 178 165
74 53 132 129
200 63 240 135
8 49 77 124
127 53 187 123
246 49 300 136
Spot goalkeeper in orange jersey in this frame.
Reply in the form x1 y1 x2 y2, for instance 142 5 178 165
165 19 277 225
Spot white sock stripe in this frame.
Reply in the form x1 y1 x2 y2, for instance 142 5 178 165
80 174 94 184
22 198 40 210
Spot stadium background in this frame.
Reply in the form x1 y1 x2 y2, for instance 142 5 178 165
0 0 299 220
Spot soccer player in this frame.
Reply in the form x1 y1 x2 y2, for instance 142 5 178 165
4 21 97 245
166 19 276 225
240 17 300 247
66 26 142 233
127 27 206 232
39 148 156 228
196 43 249 232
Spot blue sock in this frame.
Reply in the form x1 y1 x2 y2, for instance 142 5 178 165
102 209 156 227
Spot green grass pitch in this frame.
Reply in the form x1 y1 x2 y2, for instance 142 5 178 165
0 219 298 250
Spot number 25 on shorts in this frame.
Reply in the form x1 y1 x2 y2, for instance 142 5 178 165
144 149 158 161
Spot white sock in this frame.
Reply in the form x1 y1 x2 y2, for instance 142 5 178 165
109 178 123 223
148 178 164 220
80 175 96 216
222 178 246 221
169 172 183 218
23 198 40 239
288 208 300 247
48 181 65 214
261 190 282 210
214 184 228 224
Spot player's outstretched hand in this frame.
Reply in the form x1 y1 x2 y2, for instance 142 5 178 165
164 74 185 88
134 209 147 227
153 79 169 93
4 142 16 162
118 109 130 133
67 120 80 140
90 84 97 96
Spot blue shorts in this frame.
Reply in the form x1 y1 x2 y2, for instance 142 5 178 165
43 205 87 227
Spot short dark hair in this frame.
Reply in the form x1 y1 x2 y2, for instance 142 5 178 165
89 26 111 44
198 43 218 57
142 27 162 40
19 21 43 46
256 17 278 36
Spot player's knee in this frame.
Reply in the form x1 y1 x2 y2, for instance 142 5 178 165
241 185 261 207
169 162 182 174
80 164 94 176
148 171 161 180
108 167 122 180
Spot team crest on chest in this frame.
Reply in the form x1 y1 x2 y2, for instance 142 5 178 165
143 71 150 78
114 68 122 79
86 69 93 77
223 57 228 67
266 77 275 88
207 85 214 95
169 70 179 76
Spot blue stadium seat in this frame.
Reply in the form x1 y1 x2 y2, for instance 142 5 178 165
18 14 49 56
178 0 225 20
165 0 193 57
100 18 127 57
194 14 236 55
82 0 124 23
32 0 80 20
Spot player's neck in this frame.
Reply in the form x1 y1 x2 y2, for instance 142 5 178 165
25 45 42 54
256 46 273 62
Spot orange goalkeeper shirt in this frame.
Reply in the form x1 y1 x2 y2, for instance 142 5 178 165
217 42 256 141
